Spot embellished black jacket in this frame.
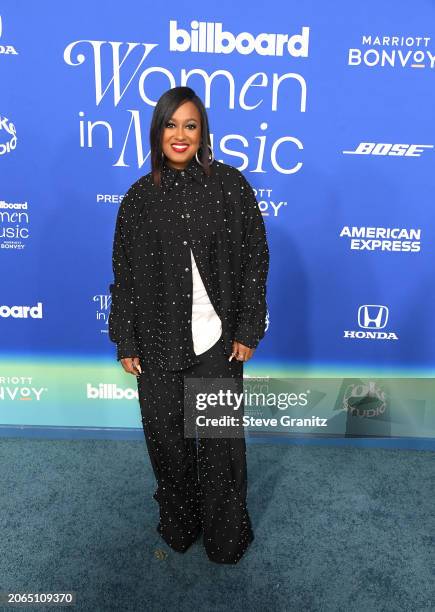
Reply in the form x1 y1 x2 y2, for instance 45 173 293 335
108 156 269 371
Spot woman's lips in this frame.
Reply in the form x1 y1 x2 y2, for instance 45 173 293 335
171 143 189 153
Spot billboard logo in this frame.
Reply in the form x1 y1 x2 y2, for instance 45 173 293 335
86 383 138 400
0 302 43 319
0 200 30 250
169 20 310 57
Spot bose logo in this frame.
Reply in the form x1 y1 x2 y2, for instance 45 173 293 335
169 20 310 57
0 302 43 318
343 142 434 157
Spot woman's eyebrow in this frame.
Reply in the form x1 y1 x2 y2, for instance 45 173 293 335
168 117 198 122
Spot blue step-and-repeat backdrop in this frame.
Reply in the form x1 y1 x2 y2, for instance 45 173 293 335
1 1 435 442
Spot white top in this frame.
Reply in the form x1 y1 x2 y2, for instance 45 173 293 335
190 249 222 355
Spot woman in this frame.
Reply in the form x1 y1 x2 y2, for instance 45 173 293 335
108 86 269 564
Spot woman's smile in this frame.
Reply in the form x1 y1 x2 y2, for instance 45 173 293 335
171 143 190 153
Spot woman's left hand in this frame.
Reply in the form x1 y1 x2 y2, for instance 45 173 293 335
230 340 254 362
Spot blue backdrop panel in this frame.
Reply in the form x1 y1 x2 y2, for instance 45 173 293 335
1 0 434 440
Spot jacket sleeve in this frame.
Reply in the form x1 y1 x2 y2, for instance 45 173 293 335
233 171 270 350
108 185 140 361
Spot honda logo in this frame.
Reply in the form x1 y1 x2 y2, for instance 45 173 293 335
358 305 388 330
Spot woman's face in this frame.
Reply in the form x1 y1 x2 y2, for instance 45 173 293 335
161 101 202 170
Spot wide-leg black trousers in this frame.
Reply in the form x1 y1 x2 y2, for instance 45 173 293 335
136 335 254 564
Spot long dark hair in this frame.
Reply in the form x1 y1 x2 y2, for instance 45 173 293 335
150 86 213 188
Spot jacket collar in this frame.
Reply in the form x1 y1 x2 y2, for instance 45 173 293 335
161 155 208 191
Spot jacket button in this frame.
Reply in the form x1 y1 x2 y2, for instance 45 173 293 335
185 267 189 272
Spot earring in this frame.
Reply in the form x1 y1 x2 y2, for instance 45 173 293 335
195 144 214 167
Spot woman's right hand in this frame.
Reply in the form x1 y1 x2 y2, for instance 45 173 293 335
121 356 142 376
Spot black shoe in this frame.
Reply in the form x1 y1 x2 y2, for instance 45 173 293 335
156 522 202 552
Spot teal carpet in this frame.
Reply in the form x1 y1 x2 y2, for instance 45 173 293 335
0 439 433 611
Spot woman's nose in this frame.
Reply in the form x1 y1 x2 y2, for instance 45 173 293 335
176 125 186 139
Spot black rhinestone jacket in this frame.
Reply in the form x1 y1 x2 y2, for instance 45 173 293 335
108 156 270 371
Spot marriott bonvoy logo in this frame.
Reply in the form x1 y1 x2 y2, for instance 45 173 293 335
348 34 434 69
0 376 48 401
169 20 310 57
